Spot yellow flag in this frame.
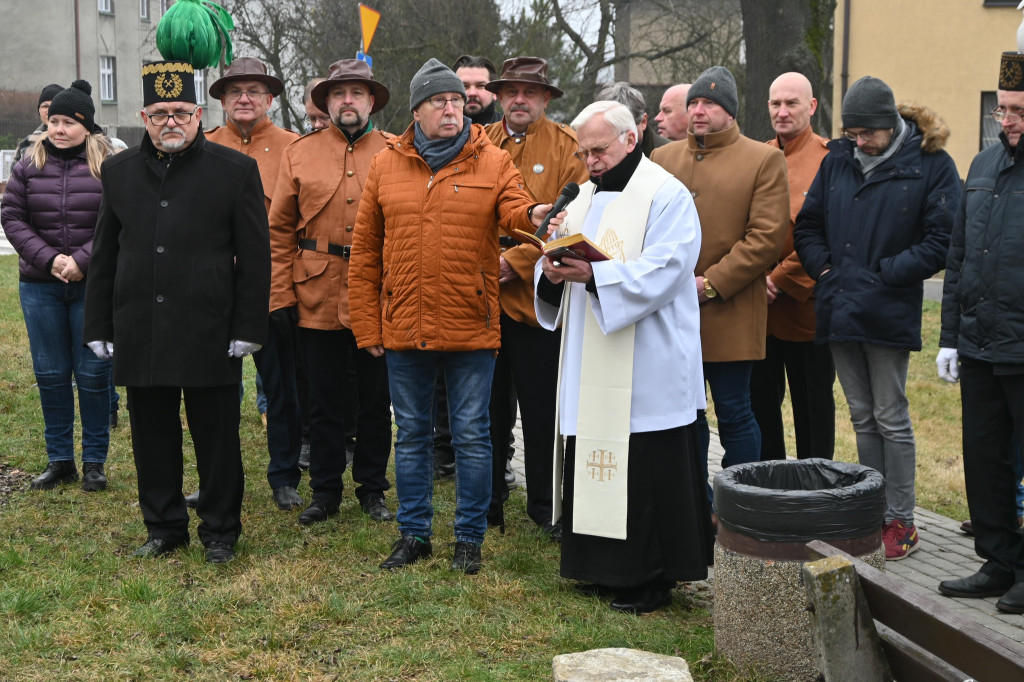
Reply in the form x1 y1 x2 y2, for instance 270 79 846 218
359 4 381 53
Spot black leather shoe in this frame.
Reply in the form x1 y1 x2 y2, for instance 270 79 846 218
109 409 119 429
204 542 235 564
540 522 562 543
272 486 302 510
996 582 1024 614
360 495 395 521
184 490 200 509
81 463 107 492
938 571 1014 599
298 440 310 470
298 498 338 525
610 586 672 614
380 535 432 570
451 540 482 575
31 461 79 490
134 537 186 558
433 458 455 480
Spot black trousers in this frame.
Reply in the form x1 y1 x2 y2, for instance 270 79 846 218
488 314 560 527
959 358 1024 583
750 336 836 461
252 317 303 490
127 384 242 547
298 327 391 505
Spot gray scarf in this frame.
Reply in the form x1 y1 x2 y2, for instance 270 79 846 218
854 117 909 178
414 117 471 172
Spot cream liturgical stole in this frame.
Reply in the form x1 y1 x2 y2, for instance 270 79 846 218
553 157 670 540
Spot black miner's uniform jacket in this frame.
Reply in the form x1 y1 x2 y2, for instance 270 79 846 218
84 130 270 386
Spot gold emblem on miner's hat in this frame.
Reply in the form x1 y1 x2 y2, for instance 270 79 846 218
533 163 545 174
154 73 184 99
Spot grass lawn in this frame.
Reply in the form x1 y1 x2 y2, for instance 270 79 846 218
0 252 965 680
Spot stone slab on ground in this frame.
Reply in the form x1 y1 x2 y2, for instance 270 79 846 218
552 648 692 681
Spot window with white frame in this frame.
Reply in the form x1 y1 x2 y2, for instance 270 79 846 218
140 0 149 20
194 69 207 105
99 0 113 13
100 56 117 101
160 0 170 13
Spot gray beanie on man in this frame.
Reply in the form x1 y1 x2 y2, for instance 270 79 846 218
686 66 738 118
842 76 898 129
409 58 467 111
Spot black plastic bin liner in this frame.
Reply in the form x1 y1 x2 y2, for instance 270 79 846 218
713 458 886 543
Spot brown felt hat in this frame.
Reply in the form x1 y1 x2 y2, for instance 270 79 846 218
311 59 390 115
209 57 284 99
485 57 563 98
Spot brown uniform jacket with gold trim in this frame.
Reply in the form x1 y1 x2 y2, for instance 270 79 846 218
206 117 300 213
652 124 789 362
486 116 587 325
766 125 829 342
268 125 389 330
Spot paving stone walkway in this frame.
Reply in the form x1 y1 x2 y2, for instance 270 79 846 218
508 420 1024 643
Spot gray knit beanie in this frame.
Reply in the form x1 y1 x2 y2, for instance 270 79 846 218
842 76 898 129
687 66 738 118
409 58 466 111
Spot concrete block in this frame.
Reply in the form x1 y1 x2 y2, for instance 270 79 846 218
551 648 692 681
802 555 893 682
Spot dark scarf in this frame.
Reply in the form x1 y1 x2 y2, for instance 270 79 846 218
999 131 1024 164
592 141 644 192
42 138 86 160
469 101 500 126
414 117 472 172
340 120 374 144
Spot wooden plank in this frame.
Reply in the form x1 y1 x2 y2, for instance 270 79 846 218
875 623 973 682
806 540 1024 682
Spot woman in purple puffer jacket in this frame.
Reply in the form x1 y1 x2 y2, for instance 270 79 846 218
1 80 118 492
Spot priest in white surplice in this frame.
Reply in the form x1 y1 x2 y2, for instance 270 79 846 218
535 101 714 615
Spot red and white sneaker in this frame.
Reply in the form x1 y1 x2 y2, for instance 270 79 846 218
883 520 919 560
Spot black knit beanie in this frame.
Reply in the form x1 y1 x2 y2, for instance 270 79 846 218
842 76 898 130
687 66 739 118
48 80 96 132
38 83 63 107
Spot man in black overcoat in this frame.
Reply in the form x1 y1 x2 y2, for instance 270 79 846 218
84 60 270 564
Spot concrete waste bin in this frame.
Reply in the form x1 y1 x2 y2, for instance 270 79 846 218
712 458 886 680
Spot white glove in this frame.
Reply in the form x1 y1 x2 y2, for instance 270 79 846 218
87 341 114 360
227 340 262 358
936 347 959 383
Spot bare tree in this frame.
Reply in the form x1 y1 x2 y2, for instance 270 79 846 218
739 0 836 141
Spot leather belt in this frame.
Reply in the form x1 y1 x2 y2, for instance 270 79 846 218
298 238 350 258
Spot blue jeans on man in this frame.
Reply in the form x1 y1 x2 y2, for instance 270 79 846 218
20 281 110 464
386 349 495 545
697 360 761 502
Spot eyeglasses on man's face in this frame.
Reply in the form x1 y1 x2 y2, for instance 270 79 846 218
573 133 627 161
843 128 882 142
992 108 1024 124
225 87 270 101
426 96 466 110
144 105 200 126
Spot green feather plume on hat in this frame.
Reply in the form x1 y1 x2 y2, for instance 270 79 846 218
156 0 235 69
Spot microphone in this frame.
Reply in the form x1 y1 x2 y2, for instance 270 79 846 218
533 182 580 238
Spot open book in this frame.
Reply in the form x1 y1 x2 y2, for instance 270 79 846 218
511 229 611 263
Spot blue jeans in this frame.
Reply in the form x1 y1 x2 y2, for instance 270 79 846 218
20 281 111 464
698 360 761 502
387 349 495 545
830 341 916 524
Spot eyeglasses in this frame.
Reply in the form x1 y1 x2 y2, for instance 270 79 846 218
425 96 466 110
843 128 881 142
224 87 270 101
303 114 331 130
573 133 627 161
145 105 200 126
991 108 1024 124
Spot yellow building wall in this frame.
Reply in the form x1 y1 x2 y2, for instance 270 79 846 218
834 0 1020 175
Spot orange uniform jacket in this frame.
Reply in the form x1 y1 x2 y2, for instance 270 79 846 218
766 124 829 342
268 125 389 330
348 123 535 352
486 117 587 325
206 117 300 213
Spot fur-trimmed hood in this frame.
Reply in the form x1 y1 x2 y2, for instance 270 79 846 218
898 103 950 153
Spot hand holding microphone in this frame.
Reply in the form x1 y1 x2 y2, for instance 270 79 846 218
530 182 580 239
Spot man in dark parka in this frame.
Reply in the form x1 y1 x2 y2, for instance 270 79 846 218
84 60 270 564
